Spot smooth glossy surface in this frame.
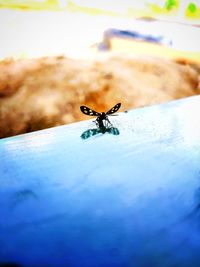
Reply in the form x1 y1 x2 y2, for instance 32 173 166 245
0 96 200 267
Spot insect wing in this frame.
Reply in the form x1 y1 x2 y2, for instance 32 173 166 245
80 106 100 116
106 103 121 115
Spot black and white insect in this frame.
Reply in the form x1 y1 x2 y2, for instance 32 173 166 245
80 103 121 128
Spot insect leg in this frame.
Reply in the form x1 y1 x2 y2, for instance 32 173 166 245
105 117 112 127
94 117 100 127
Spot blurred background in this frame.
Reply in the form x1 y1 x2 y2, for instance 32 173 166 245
0 0 200 59
0 0 200 138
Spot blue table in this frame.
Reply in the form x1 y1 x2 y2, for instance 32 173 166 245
0 96 200 267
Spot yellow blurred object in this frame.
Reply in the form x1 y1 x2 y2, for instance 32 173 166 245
0 0 62 10
108 37 200 63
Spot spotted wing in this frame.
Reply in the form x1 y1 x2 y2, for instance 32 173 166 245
106 103 121 115
80 106 100 116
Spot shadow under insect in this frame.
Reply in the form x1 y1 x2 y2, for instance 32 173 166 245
81 125 120 139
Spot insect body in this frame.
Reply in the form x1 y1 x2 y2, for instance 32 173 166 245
80 103 121 128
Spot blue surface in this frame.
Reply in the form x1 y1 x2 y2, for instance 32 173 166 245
0 96 200 267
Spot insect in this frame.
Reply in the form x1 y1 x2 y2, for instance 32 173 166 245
80 103 121 128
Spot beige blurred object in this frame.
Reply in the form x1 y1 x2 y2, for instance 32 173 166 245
0 53 199 138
